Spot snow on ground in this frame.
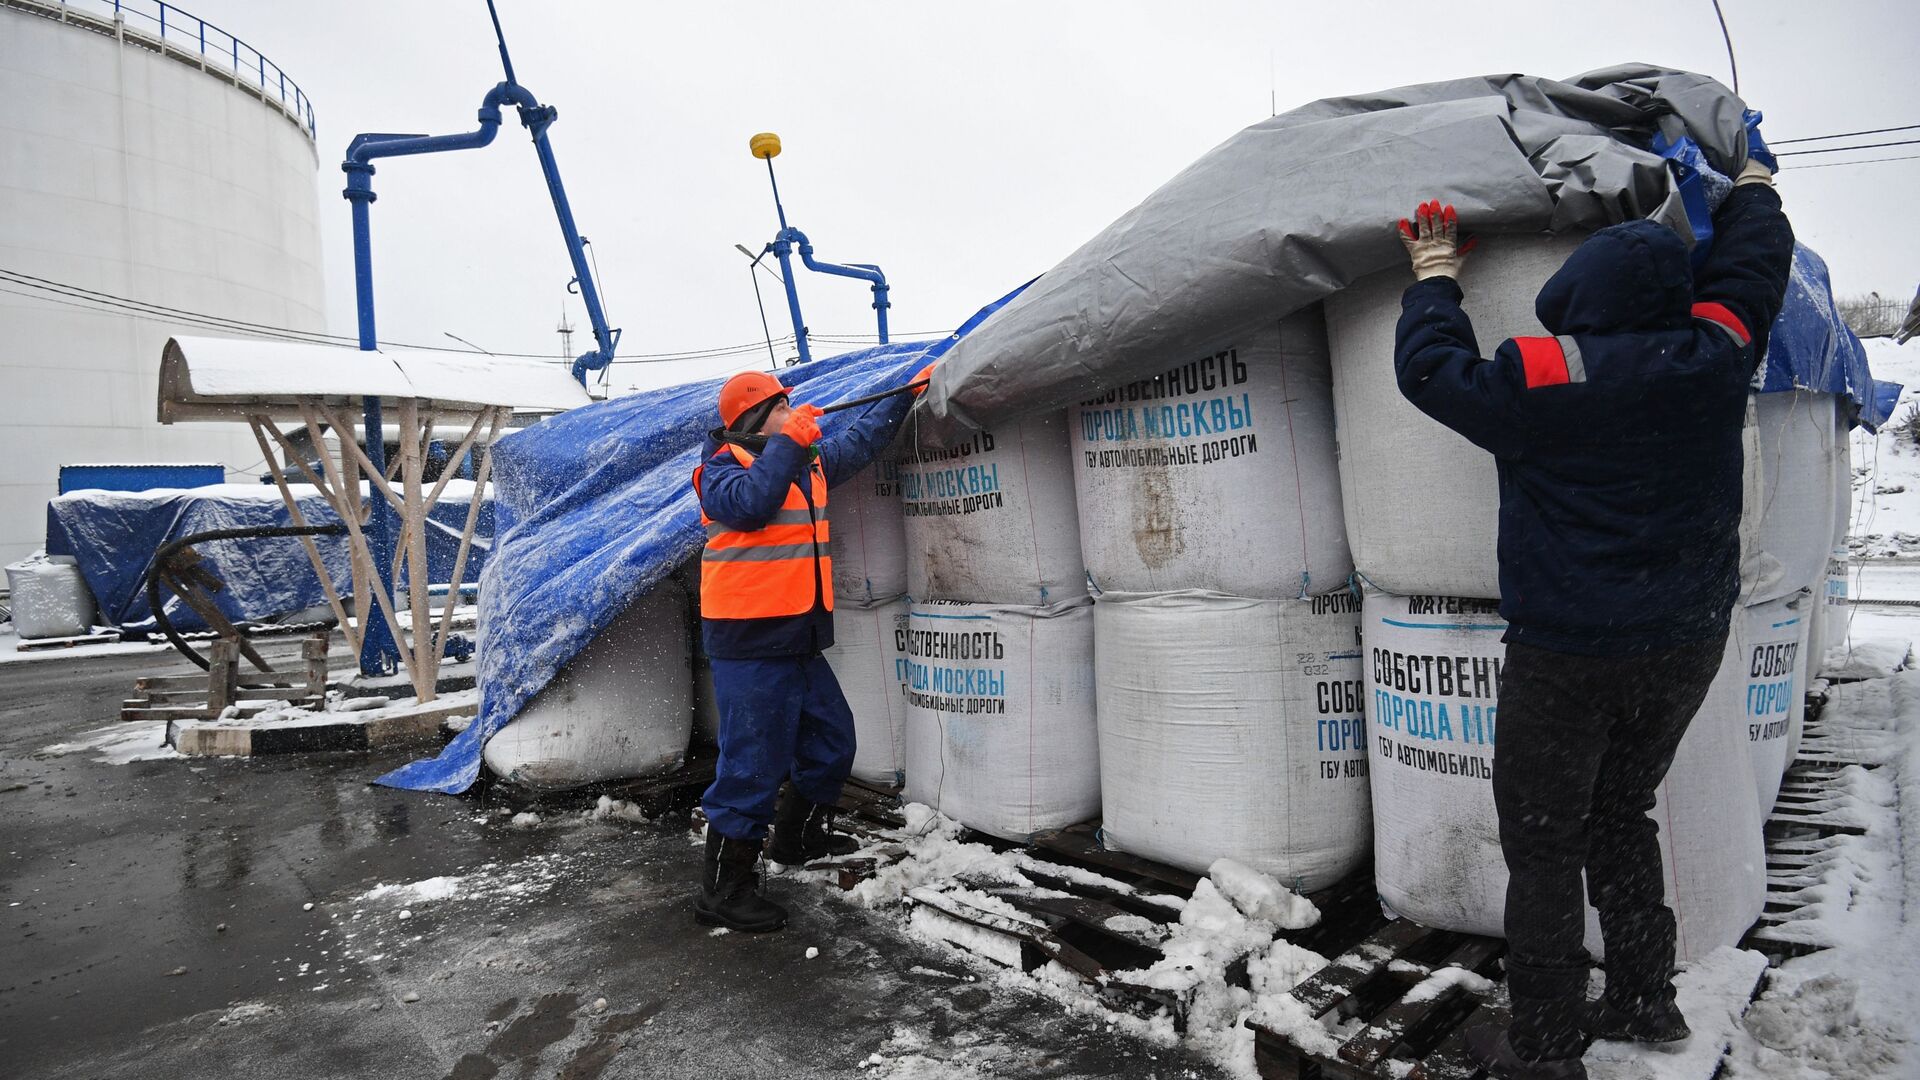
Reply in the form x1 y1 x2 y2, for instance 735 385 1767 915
34 720 180 763
1849 338 1920 557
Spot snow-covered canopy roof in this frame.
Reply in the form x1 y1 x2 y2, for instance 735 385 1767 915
157 336 592 423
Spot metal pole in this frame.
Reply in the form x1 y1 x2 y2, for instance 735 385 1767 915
344 162 401 677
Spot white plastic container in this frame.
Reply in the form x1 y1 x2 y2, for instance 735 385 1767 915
899 413 1087 606
484 580 693 789
902 597 1099 840
824 597 912 785
5 553 97 639
1362 587 1764 960
1069 310 1351 598
1093 589 1369 891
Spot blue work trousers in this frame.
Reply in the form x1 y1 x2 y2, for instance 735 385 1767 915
702 653 856 840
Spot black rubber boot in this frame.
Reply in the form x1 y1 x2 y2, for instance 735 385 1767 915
1464 1025 1589 1080
693 830 787 933
766 795 861 865
1585 996 1691 1044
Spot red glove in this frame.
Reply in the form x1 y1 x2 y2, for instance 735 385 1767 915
781 403 824 447
910 362 937 396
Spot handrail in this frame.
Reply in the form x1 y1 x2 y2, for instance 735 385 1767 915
3 0 317 140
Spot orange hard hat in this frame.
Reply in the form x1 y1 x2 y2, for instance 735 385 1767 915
718 370 788 428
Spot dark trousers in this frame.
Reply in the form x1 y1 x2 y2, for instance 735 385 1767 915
1492 635 1725 1061
702 654 857 841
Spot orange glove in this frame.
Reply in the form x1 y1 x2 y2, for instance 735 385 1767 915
781 403 824 447
910 362 937 396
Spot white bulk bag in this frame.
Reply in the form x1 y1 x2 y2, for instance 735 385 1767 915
1094 589 1370 891
1748 392 1843 604
6 553 98 640
902 597 1099 840
1724 593 1808 817
1327 234 1584 596
1069 311 1352 597
484 580 693 789
824 596 912 785
899 413 1087 606
830 456 910 605
1363 587 1765 960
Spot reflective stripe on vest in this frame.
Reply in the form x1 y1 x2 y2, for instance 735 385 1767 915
1514 335 1586 389
692 443 833 620
1691 301 1752 346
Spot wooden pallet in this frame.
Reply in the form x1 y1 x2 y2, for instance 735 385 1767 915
122 634 329 722
1246 919 1506 1080
14 628 123 651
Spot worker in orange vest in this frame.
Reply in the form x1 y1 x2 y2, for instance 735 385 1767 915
691 364 930 932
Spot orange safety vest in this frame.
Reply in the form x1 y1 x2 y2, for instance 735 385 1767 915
692 442 834 620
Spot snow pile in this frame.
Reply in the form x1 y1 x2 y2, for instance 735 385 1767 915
35 721 180 764
1587 947 1769 1080
1820 637 1909 682
851 806 1329 1080
583 795 648 824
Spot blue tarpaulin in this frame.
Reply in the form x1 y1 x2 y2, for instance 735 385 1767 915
47 482 493 634
1762 244 1901 428
375 290 1022 793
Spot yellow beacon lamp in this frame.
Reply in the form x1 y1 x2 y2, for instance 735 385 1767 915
750 132 782 160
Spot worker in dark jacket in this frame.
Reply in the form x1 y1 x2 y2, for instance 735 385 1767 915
692 365 930 932
1392 127 1793 1079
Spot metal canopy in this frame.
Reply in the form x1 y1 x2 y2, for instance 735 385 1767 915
158 336 591 423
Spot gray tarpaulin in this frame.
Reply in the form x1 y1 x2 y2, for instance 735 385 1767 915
923 65 1750 436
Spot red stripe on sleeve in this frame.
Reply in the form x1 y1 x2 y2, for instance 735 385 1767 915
1514 336 1570 389
1690 302 1752 345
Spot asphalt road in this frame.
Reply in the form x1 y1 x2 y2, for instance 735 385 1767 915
0 643 1219 1080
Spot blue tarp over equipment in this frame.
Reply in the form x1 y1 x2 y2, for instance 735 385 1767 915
47 483 493 634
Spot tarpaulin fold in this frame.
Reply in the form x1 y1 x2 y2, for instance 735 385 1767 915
921 64 1891 435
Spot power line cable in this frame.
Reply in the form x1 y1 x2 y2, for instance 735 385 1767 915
1773 124 1920 146
1785 153 1920 171
1776 138 1920 158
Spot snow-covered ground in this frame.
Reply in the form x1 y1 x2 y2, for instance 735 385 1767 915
805 632 1920 1080
1849 338 1920 557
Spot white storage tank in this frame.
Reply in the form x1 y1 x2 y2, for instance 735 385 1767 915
898 414 1087 606
1094 589 1370 891
0 3 326 566
1069 310 1351 598
1326 235 1585 597
1361 587 1765 960
824 596 912 785
484 581 693 789
901 598 1099 840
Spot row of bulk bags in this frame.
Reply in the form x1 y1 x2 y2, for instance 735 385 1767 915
824 456 914 784
896 411 1099 839
483 579 693 789
900 597 1100 841
1361 587 1767 961
1093 589 1370 892
1068 311 1352 598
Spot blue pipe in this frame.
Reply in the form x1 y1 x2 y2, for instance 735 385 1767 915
757 157 889 363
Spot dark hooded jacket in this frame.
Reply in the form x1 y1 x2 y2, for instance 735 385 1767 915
1393 184 1793 655
695 389 918 659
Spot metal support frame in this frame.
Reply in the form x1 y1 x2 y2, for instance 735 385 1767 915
247 402 506 702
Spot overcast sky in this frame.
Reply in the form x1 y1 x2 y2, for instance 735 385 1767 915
180 0 1918 393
